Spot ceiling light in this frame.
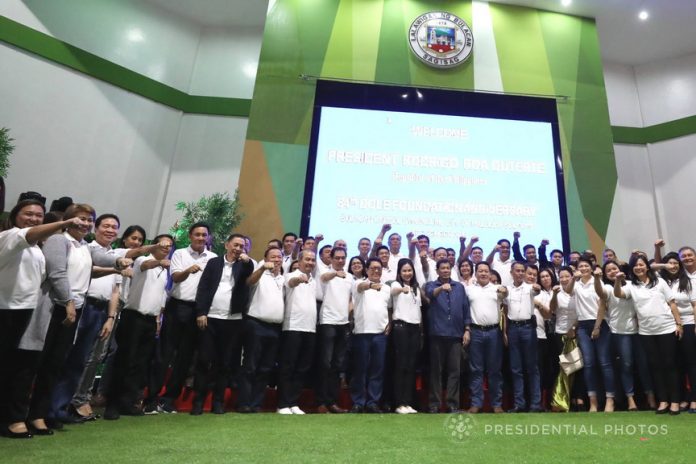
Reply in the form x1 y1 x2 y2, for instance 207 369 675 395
127 28 145 43
561 0 571 7
638 11 649 21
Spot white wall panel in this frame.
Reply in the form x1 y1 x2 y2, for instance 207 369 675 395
159 114 248 234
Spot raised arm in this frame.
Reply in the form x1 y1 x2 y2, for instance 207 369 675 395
613 272 628 299
654 238 665 263
512 232 524 262
593 267 606 299
370 224 391 257
25 217 86 245
247 261 274 286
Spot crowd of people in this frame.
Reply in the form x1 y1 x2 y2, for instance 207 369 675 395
1 194 694 439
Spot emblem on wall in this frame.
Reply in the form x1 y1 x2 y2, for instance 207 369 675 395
408 11 474 69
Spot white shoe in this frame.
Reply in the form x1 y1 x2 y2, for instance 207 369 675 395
277 407 293 415
395 406 410 414
406 406 418 414
290 406 305 415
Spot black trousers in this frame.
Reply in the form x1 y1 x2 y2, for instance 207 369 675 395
237 317 281 409
678 324 696 402
28 304 82 421
108 309 157 410
392 321 420 408
0 309 33 424
641 333 679 404
148 298 198 403
193 318 243 404
429 336 461 410
278 331 315 409
315 324 350 406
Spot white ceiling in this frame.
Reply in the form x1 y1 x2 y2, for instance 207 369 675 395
143 0 696 66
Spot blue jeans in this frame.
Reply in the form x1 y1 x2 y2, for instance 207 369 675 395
50 302 107 419
469 328 503 408
350 333 387 408
508 323 540 409
576 320 614 398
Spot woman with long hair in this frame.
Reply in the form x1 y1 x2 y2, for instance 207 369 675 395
568 257 615 412
534 268 556 402
658 252 696 412
390 258 423 414
614 255 682 415
594 260 654 410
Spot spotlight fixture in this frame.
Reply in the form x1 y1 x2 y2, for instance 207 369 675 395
638 11 649 21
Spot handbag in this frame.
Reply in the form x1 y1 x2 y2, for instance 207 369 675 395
558 344 584 375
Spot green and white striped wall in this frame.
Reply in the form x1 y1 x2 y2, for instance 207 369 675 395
239 0 615 251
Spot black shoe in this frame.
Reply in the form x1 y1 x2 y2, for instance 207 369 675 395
656 408 669 415
103 407 120 421
44 418 64 430
121 406 144 417
212 402 225 415
507 407 526 413
190 402 204 416
447 407 461 414
528 408 544 413
2 426 32 439
364 405 382 414
428 406 440 414
28 424 54 436
237 406 252 414
350 405 363 414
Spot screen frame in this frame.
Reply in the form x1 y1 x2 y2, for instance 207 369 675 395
301 79 570 256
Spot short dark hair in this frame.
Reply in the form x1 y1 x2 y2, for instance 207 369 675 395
472 246 483 253
282 232 298 241
475 261 491 272
366 257 382 269
189 222 210 235
226 233 246 242
330 247 347 258
376 245 390 254
436 258 451 270
497 239 510 246
95 213 120 229
417 234 430 243
551 249 564 257
319 244 332 255
523 244 535 253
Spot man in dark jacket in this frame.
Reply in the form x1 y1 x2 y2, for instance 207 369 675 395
191 233 253 414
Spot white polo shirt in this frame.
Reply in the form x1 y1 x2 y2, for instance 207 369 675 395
0 227 46 309
64 232 92 309
247 268 285 324
380 265 397 284
505 282 536 321
125 256 168 316
668 280 696 326
624 279 677 335
208 256 242 320
352 280 390 334
319 270 352 325
600 283 638 334
283 270 317 332
390 281 422 324
554 290 577 334
169 246 217 302
492 256 513 287
572 278 600 321
467 282 502 326
534 289 552 339
86 242 127 301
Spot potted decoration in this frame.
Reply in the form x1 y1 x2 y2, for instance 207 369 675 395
0 127 15 213
170 190 244 256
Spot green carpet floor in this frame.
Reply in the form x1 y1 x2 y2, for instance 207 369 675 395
3 412 693 463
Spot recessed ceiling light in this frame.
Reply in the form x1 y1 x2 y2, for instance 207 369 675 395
638 10 649 21
561 0 572 7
